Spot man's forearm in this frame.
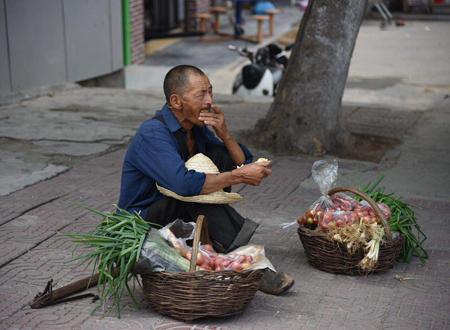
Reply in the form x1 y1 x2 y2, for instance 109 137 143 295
221 133 246 166
200 163 271 194
200 171 241 194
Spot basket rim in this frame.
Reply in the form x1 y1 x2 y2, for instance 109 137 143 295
140 268 264 279
297 224 404 243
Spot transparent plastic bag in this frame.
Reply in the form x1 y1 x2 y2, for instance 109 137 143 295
296 160 392 230
197 243 275 272
357 200 391 223
134 229 191 274
312 159 338 195
159 219 195 259
318 209 358 229
134 220 198 274
281 159 338 229
330 192 359 211
137 219 275 273
311 159 338 210
297 160 340 229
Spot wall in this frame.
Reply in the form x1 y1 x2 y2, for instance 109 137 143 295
0 0 124 97
185 0 210 32
130 0 145 64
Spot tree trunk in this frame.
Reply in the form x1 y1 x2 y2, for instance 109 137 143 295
250 0 368 154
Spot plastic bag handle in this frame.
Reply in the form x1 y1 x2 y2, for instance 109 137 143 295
189 215 206 272
328 187 393 241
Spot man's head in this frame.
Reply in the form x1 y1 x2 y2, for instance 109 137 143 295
163 65 213 129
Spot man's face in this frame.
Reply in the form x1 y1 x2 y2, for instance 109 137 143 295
178 73 213 127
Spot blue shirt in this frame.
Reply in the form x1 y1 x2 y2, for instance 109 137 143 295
253 1 275 15
118 104 253 219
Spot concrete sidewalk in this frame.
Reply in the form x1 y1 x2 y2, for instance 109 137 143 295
0 92 448 330
1 18 450 330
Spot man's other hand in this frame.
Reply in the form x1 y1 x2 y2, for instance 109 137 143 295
198 105 229 140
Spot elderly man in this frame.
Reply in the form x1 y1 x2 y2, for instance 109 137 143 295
118 65 294 295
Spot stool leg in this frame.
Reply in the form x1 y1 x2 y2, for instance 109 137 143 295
214 14 220 33
199 18 206 33
269 14 274 36
257 20 264 43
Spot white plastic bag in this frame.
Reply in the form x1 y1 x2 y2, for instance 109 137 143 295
158 219 275 272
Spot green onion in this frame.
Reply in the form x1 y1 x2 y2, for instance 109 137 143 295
361 176 428 264
66 206 160 317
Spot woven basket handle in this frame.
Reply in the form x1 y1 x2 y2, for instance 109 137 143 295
189 215 205 272
328 187 393 241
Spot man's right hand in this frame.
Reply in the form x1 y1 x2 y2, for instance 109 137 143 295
232 162 272 186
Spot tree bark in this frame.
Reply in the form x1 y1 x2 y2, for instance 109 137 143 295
250 0 368 154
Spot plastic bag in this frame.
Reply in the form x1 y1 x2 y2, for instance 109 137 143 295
280 159 338 229
134 229 191 274
311 159 338 209
136 219 275 273
296 159 339 229
134 219 200 274
296 159 392 230
195 243 275 272
330 192 359 211
159 219 196 259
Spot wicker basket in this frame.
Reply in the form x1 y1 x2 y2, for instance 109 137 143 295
297 187 404 275
141 215 263 321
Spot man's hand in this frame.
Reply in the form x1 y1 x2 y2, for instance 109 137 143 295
199 105 246 166
198 105 229 140
232 162 272 186
201 161 272 194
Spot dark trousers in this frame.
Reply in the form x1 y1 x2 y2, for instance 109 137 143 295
146 143 258 253
235 0 256 25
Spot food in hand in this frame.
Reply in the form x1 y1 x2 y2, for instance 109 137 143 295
255 158 271 166
237 157 271 169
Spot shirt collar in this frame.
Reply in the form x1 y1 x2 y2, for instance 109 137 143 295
161 104 182 133
161 104 203 138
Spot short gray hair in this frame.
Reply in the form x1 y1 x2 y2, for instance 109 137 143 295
163 65 206 103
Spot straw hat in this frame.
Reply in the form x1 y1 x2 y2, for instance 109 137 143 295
156 153 243 204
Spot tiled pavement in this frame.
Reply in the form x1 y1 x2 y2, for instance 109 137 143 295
1 8 450 328
0 137 449 329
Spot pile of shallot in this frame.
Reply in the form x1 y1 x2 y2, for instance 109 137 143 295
297 193 391 230
164 228 260 272
182 244 255 272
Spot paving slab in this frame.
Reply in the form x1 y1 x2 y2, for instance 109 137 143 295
0 104 449 328
0 149 68 196
342 20 450 112
0 88 448 329
0 88 163 196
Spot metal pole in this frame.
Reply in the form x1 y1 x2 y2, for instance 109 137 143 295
122 0 131 65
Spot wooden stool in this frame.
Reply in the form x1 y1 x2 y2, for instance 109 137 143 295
209 6 228 34
253 15 269 44
195 12 212 33
265 8 281 36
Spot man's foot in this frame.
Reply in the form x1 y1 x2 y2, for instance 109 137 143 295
258 269 295 295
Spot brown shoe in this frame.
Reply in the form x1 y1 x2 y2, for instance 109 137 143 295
258 269 295 295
